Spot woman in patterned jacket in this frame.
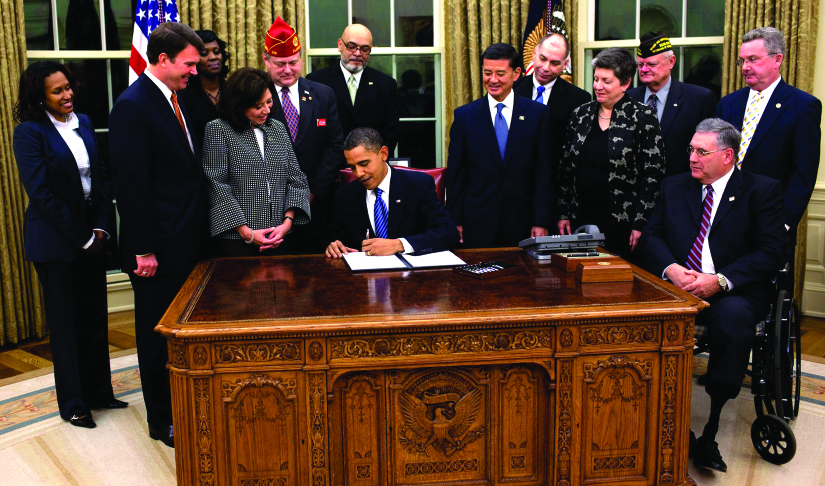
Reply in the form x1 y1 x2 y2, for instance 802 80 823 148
203 67 311 256
556 47 665 259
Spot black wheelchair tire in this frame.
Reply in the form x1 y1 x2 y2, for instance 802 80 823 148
751 414 796 465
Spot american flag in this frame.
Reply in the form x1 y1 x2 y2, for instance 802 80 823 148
129 0 180 84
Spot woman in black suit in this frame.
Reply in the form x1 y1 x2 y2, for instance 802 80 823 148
178 30 230 143
12 61 126 428
556 48 665 259
202 67 311 257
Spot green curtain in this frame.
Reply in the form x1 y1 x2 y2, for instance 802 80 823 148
721 0 819 301
178 0 306 72
0 0 46 345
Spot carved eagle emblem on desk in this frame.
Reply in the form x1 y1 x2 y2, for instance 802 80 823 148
398 387 484 457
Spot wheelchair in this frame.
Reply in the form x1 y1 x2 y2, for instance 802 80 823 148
694 264 802 465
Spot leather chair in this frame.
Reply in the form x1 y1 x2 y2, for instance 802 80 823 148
339 166 446 204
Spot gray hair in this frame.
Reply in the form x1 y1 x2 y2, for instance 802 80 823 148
695 118 741 150
344 127 384 153
592 48 636 85
742 27 786 57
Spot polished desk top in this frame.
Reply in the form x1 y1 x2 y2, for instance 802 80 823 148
158 249 705 339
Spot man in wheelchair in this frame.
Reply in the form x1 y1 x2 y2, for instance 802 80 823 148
639 118 788 472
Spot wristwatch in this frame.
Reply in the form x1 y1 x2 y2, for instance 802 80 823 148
716 273 729 291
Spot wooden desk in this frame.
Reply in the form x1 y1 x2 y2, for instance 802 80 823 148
157 249 706 486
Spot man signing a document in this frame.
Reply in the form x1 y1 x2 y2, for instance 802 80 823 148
326 128 460 258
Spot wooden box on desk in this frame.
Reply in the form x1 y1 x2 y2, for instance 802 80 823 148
575 260 634 282
551 252 620 272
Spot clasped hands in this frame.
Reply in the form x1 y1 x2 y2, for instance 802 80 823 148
238 221 291 251
85 230 108 254
325 238 403 258
665 264 721 299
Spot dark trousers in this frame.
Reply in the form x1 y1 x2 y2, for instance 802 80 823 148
34 252 114 420
129 270 190 428
290 199 332 254
698 294 764 399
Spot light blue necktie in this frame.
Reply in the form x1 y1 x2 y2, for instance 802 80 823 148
374 188 388 239
535 85 545 103
494 102 508 161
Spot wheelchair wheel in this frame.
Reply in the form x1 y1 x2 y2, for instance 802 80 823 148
770 291 788 421
789 300 802 419
751 414 796 465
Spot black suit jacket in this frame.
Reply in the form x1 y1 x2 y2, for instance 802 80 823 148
306 65 400 154
628 79 717 177
330 166 460 255
446 93 552 247
716 79 822 231
640 169 787 302
514 75 591 175
13 114 113 262
269 78 345 202
109 73 206 275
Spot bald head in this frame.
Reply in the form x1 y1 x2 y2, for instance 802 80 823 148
532 33 570 85
338 24 374 73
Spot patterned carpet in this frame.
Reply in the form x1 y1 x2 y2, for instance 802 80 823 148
1 354 824 485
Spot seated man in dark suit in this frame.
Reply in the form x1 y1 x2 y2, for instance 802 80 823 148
639 118 787 473
326 127 460 258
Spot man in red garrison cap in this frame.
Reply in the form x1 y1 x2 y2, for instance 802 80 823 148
263 17 346 254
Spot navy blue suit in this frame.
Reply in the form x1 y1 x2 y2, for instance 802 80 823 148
628 79 717 176
109 72 207 428
640 169 787 397
307 66 400 154
13 113 116 419
330 166 460 255
446 93 552 247
270 78 346 253
716 79 821 232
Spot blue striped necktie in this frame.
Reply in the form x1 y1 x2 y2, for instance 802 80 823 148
374 188 388 238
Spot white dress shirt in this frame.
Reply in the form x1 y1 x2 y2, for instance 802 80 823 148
144 69 194 153
365 166 413 253
279 82 301 116
47 112 107 249
340 62 364 90
532 76 557 105
488 90 515 129
743 76 782 137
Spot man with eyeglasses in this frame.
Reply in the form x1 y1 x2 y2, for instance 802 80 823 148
640 118 787 474
307 24 400 155
262 17 345 253
513 33 590 185
716 27 821 295
628 31 717 177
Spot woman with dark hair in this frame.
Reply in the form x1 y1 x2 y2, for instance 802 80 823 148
178 29 231 141
12 61 126 429
556 47 665 259
202 67 310 256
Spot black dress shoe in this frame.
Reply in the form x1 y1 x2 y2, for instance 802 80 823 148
689 430 697 459
89 398 128 409
694 436 727 472
68 414 96 429
148 424 174 448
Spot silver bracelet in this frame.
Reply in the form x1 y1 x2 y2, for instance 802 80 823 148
245 232 255 244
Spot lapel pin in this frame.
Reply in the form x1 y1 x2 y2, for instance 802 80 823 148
674 103 678 106
396 199 401 203
729 196 735 201
776 103 781 108
369 81 374 85
309 97 312 100
304 90 309 94
519 115 525 120
301 97 306 101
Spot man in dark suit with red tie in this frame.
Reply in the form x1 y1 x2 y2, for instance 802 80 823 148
640 118 787 472
446 43 552 248
263 17 346 253
109 22 206 448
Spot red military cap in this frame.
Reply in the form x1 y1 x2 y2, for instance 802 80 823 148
265 16 301 57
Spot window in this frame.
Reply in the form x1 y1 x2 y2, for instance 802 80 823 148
579 0 724 98
24 0 134 274
305 0 443 168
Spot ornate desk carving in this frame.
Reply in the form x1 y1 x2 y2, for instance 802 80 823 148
158 250 705 486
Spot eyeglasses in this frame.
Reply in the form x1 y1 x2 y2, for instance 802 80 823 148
341 40 372 55
686 146 728 157
637 61 661 69
736 53 779 67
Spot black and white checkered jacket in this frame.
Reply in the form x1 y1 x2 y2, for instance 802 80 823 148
203 117 311 239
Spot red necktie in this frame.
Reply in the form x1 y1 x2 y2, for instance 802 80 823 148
686 186 714 272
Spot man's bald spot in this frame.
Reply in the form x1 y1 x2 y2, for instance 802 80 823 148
342 24 373 44
541 33 570 60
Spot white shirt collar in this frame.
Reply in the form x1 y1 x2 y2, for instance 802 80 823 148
47 111 79 129
276 81 302 114
532 75 558 91
340 62 364 86
487 89 515 113
707 165 735 197
144 68 174 101
375 163 392 195
749 75 781 99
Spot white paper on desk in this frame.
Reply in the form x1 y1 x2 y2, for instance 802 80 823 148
343 252 408 271
402 251 466 268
